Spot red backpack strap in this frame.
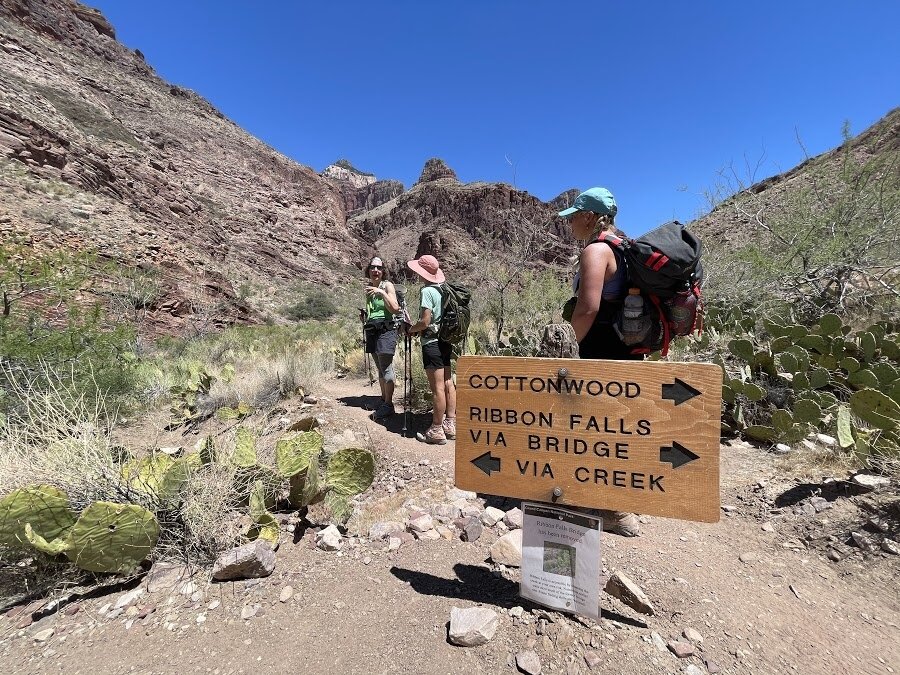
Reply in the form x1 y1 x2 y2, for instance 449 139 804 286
597 232 624 249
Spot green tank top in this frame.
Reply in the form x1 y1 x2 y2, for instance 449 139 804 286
366 282 388 320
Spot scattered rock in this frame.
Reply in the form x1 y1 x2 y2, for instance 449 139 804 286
446 488 477 501
105 607 124 620
114 588 144 610
851 531 878 552
509 606 524 618
881 539 899 555
369 521 405 540
503 507 524 529
603 570 654 616
650 631 668 652
32 628 54 643
490 530 523 567
207 600 220 611
583 650 602 668
761 522 775 532
212 541 276 580
667 640 695 658
683 627 704 643
408 513 435 533
684 665 704 675
280 586 294 602
63 603 81 616
720 504 737 513
240 604 258 620
316 525 343 551
461 517 483 542
481 506 505 527
702 656 722 674
815 433 837 447
414 528 441 541
556 623 576 649
146 562 191 593
850 473 890 489
448 606 499 646
432 504 461 520
738 552 758 563
775 443 792 453
516 649 542 675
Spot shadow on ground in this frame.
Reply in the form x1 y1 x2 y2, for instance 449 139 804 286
389 564 648 627
337 394 433 439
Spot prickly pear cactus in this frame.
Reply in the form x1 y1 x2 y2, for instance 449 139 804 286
65 502 159 573
0 485 75 549
323 447 375 522
849 389 900 431
247 480 279 546
275 431 323 478
121 454 192 502
232 427 258 468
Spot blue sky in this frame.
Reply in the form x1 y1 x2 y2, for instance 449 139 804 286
89 1 899 235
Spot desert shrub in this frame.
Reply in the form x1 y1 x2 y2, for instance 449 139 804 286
702 126 899 324
0 242 138 417
282 289 337 321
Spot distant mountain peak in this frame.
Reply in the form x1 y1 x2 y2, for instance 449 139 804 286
416 158 458 185
322 160 376 188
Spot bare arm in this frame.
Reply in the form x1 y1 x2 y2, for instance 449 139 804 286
364 281 400 314
406 308 432 335
570 244 614 342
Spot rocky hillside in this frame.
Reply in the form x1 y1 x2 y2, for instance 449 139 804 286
0 0 352 333
690 106 900 254
348 158 577 282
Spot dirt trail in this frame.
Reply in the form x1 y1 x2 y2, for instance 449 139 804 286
1 374 898 675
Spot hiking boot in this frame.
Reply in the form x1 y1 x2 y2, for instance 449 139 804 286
599 510 641 537
441 417 456 439
416 425 447 445
373 402 395 420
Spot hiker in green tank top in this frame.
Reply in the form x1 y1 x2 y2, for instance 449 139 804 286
363 257 400 420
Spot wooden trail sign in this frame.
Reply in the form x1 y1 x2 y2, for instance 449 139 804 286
454 356 723 523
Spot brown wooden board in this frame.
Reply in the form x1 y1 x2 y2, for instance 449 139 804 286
454 356 722 523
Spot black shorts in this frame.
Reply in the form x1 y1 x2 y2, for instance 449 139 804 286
421 340 453 370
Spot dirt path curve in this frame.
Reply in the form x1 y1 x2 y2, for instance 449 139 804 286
2 374 898 675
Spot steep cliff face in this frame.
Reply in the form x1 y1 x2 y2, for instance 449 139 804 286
0 0 350 334
321 160 404 218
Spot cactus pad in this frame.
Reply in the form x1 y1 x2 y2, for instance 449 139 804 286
836 406 854 448
66 502 159 573
0 485 76 549
849 389 900 431
275 431 323 478
232 427 258 467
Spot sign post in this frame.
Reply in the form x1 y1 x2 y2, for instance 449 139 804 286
454 356 722 523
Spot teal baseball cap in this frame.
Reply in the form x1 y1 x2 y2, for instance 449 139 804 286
557 187 618 218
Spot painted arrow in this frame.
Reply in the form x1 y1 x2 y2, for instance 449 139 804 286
662 378 702 405
659 441 699 468
471 451 501 476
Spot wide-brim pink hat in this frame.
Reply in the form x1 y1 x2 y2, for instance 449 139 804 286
407 254 445 283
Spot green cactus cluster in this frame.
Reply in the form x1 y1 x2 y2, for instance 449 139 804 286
168 363 215 425
709 306 900 462
0 486 159 573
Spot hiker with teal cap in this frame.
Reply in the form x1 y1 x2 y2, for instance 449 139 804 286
558 187 642 537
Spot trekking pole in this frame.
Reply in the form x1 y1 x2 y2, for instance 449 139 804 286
360 308 374 386
401 331 409 437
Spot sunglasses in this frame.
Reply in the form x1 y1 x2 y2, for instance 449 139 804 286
369 265 383 270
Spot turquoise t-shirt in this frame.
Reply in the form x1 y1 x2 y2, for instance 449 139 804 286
420 284 442 346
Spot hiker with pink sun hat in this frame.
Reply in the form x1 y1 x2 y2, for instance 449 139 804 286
404 254 457 445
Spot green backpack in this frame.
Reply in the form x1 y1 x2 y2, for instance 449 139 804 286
437 282 471 344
